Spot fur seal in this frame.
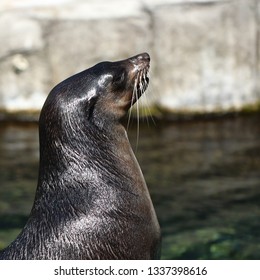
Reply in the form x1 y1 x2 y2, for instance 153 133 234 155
0 53 161 260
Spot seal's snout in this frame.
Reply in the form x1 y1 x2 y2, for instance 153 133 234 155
136 52 150 62
129 53 150 68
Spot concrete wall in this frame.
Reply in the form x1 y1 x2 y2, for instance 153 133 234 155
0 0 259 119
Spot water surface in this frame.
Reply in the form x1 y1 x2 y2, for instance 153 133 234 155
0 115 259 259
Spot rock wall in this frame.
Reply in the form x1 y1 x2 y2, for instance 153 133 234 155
0 0 259 119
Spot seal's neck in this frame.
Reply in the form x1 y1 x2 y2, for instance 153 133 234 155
37 120 145 195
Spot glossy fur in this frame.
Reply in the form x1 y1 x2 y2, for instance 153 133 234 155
0 53 161 260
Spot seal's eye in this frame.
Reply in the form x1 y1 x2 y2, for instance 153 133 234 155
113 72 125 85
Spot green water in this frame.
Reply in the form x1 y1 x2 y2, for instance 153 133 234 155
0 115 260 259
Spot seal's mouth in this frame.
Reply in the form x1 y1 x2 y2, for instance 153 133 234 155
129 53 150 105
134 64 150 99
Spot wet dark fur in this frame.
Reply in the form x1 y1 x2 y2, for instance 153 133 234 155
0 53 161 260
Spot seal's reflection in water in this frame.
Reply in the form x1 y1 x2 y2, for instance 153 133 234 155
0 115 260 259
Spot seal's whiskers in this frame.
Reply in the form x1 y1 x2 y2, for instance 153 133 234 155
135 73 141 149
143 91 156 127
140 69 155 127
126 74 138 132
127 65 150 149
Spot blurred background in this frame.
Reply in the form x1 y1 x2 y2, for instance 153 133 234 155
0 0 260 259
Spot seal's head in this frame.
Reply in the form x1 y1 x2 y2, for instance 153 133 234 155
93 52 150 118
41 53 150 131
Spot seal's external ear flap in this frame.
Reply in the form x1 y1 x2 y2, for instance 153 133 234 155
85 93 98 121
86 88 97 102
